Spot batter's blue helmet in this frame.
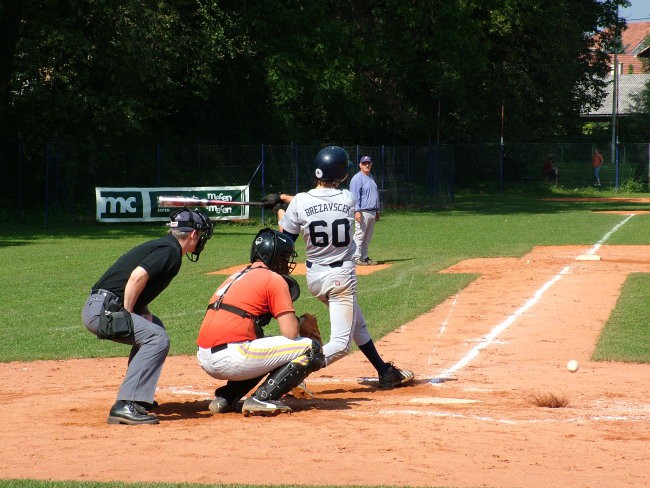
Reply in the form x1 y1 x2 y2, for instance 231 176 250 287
314 146 350 182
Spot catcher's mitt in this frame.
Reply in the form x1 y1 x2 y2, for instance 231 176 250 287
298 313 322 345
261 193 282 209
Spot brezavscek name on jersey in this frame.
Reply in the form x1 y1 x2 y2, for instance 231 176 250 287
304 202 351 217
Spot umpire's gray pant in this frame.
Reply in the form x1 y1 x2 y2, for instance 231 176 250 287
82 294 170 404
352 210 377 261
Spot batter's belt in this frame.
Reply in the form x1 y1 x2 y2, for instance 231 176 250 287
305 260 355 271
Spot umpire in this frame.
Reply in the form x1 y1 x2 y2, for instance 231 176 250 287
82 208 213 425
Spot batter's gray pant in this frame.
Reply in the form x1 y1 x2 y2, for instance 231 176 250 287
82 294 170 404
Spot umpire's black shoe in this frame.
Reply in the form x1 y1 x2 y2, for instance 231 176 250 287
134 400 158 411
107 400 159 425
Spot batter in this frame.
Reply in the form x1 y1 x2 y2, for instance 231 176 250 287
272 146 414 388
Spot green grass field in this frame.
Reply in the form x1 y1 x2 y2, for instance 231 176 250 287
1 190 649 488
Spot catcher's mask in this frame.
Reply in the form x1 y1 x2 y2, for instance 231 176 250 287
168 207 213 262
250 227 297 275
313 146 351 183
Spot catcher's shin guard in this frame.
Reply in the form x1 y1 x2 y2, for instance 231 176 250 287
253 342 325 401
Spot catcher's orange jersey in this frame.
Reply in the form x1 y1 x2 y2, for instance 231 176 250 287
197 263 294 348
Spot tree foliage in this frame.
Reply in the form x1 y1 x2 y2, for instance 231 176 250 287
0 0 630 152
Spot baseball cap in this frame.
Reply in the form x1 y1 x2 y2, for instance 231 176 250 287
360 156 372 164
169 209 210 232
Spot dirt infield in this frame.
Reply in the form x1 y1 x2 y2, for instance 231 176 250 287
1 245 649 488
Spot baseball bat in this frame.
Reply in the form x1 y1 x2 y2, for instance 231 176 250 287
158 196 264 207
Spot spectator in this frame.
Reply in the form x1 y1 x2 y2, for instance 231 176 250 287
542 156 559 184
592 148 603 186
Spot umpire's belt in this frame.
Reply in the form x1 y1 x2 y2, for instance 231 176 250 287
305 260 355 271
91 288 123 307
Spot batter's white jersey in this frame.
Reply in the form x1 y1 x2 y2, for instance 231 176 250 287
280 188 357 265
280 187 371 366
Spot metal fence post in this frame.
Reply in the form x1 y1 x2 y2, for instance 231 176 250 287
156 143 161 186
499 144 504 192
261 144 266 223
614 137 619 190
647 143 650 189
18 134 24 222
380 145 385 211
45 142 51 227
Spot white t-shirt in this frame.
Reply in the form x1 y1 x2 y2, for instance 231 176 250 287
280 188 357 265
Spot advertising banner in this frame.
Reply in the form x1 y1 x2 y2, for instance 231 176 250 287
95 186 250 222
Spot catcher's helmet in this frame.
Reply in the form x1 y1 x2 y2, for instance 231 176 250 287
314 146 350 182
250 228 297 275
169 207 213 262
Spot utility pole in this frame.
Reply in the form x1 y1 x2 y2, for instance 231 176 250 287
611 6 620 189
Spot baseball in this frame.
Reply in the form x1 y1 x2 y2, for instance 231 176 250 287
566 359 579 372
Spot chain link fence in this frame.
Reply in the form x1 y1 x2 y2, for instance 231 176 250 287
27 143 455 224
453 142 649 190
6 140 649 224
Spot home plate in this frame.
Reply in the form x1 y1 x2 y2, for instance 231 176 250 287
410 397 479 405
576 254 601 261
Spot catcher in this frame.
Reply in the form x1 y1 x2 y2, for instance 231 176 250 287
196 227 324 416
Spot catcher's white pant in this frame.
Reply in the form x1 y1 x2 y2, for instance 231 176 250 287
353 210 377 261
306 262 372 366
197 335 313 381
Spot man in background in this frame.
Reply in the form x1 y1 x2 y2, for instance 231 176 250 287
350 155 380 266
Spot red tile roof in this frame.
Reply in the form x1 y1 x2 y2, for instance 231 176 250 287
622 22 650 54
614 21 650 75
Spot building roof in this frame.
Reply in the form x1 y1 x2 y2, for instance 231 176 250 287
584 22 649 118
585 74 649 117
615 21 649 74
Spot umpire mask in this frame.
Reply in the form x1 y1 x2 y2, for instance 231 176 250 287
169 208 213 262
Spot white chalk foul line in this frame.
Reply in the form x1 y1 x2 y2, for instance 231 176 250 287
377 409 650 424
431 214 636 384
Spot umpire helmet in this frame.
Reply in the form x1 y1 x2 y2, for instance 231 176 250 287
250 228 297 275
314 146 351 182
169 207 213 262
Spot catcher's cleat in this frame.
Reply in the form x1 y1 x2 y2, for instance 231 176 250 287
209 396 233 414
378 363 415 389
364 257 378 266
107 400 159 425
241 397 292 417
289 381 314 399
354 258 370 266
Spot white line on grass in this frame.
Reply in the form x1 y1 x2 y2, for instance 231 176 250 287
430 214 636 384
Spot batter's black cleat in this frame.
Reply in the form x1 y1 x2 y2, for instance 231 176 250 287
378 363 415 389
107 400 159 425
